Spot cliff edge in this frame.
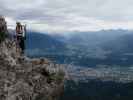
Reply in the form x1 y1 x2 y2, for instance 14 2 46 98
0 16 65 100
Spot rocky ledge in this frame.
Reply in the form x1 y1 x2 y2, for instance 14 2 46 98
0 39 65 100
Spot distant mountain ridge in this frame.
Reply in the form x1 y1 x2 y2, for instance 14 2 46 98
26 32 66 49
25 32 68 57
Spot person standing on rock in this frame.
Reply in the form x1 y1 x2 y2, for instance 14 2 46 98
16 22 26 55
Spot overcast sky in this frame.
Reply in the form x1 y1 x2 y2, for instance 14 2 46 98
1 0 133 33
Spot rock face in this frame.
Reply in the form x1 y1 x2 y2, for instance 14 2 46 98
0 16 8 33
0 39 65 100
0 16 65 100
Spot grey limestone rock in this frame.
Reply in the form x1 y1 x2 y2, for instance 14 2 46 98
0 39 65 100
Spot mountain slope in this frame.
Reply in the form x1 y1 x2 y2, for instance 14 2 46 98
25 32 67 57
103 33 133 53
25 30 133 66
26 32 66 49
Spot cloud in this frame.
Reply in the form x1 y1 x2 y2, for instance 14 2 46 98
1 0 133 33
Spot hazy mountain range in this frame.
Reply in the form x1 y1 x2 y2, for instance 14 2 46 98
25 30 133 67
